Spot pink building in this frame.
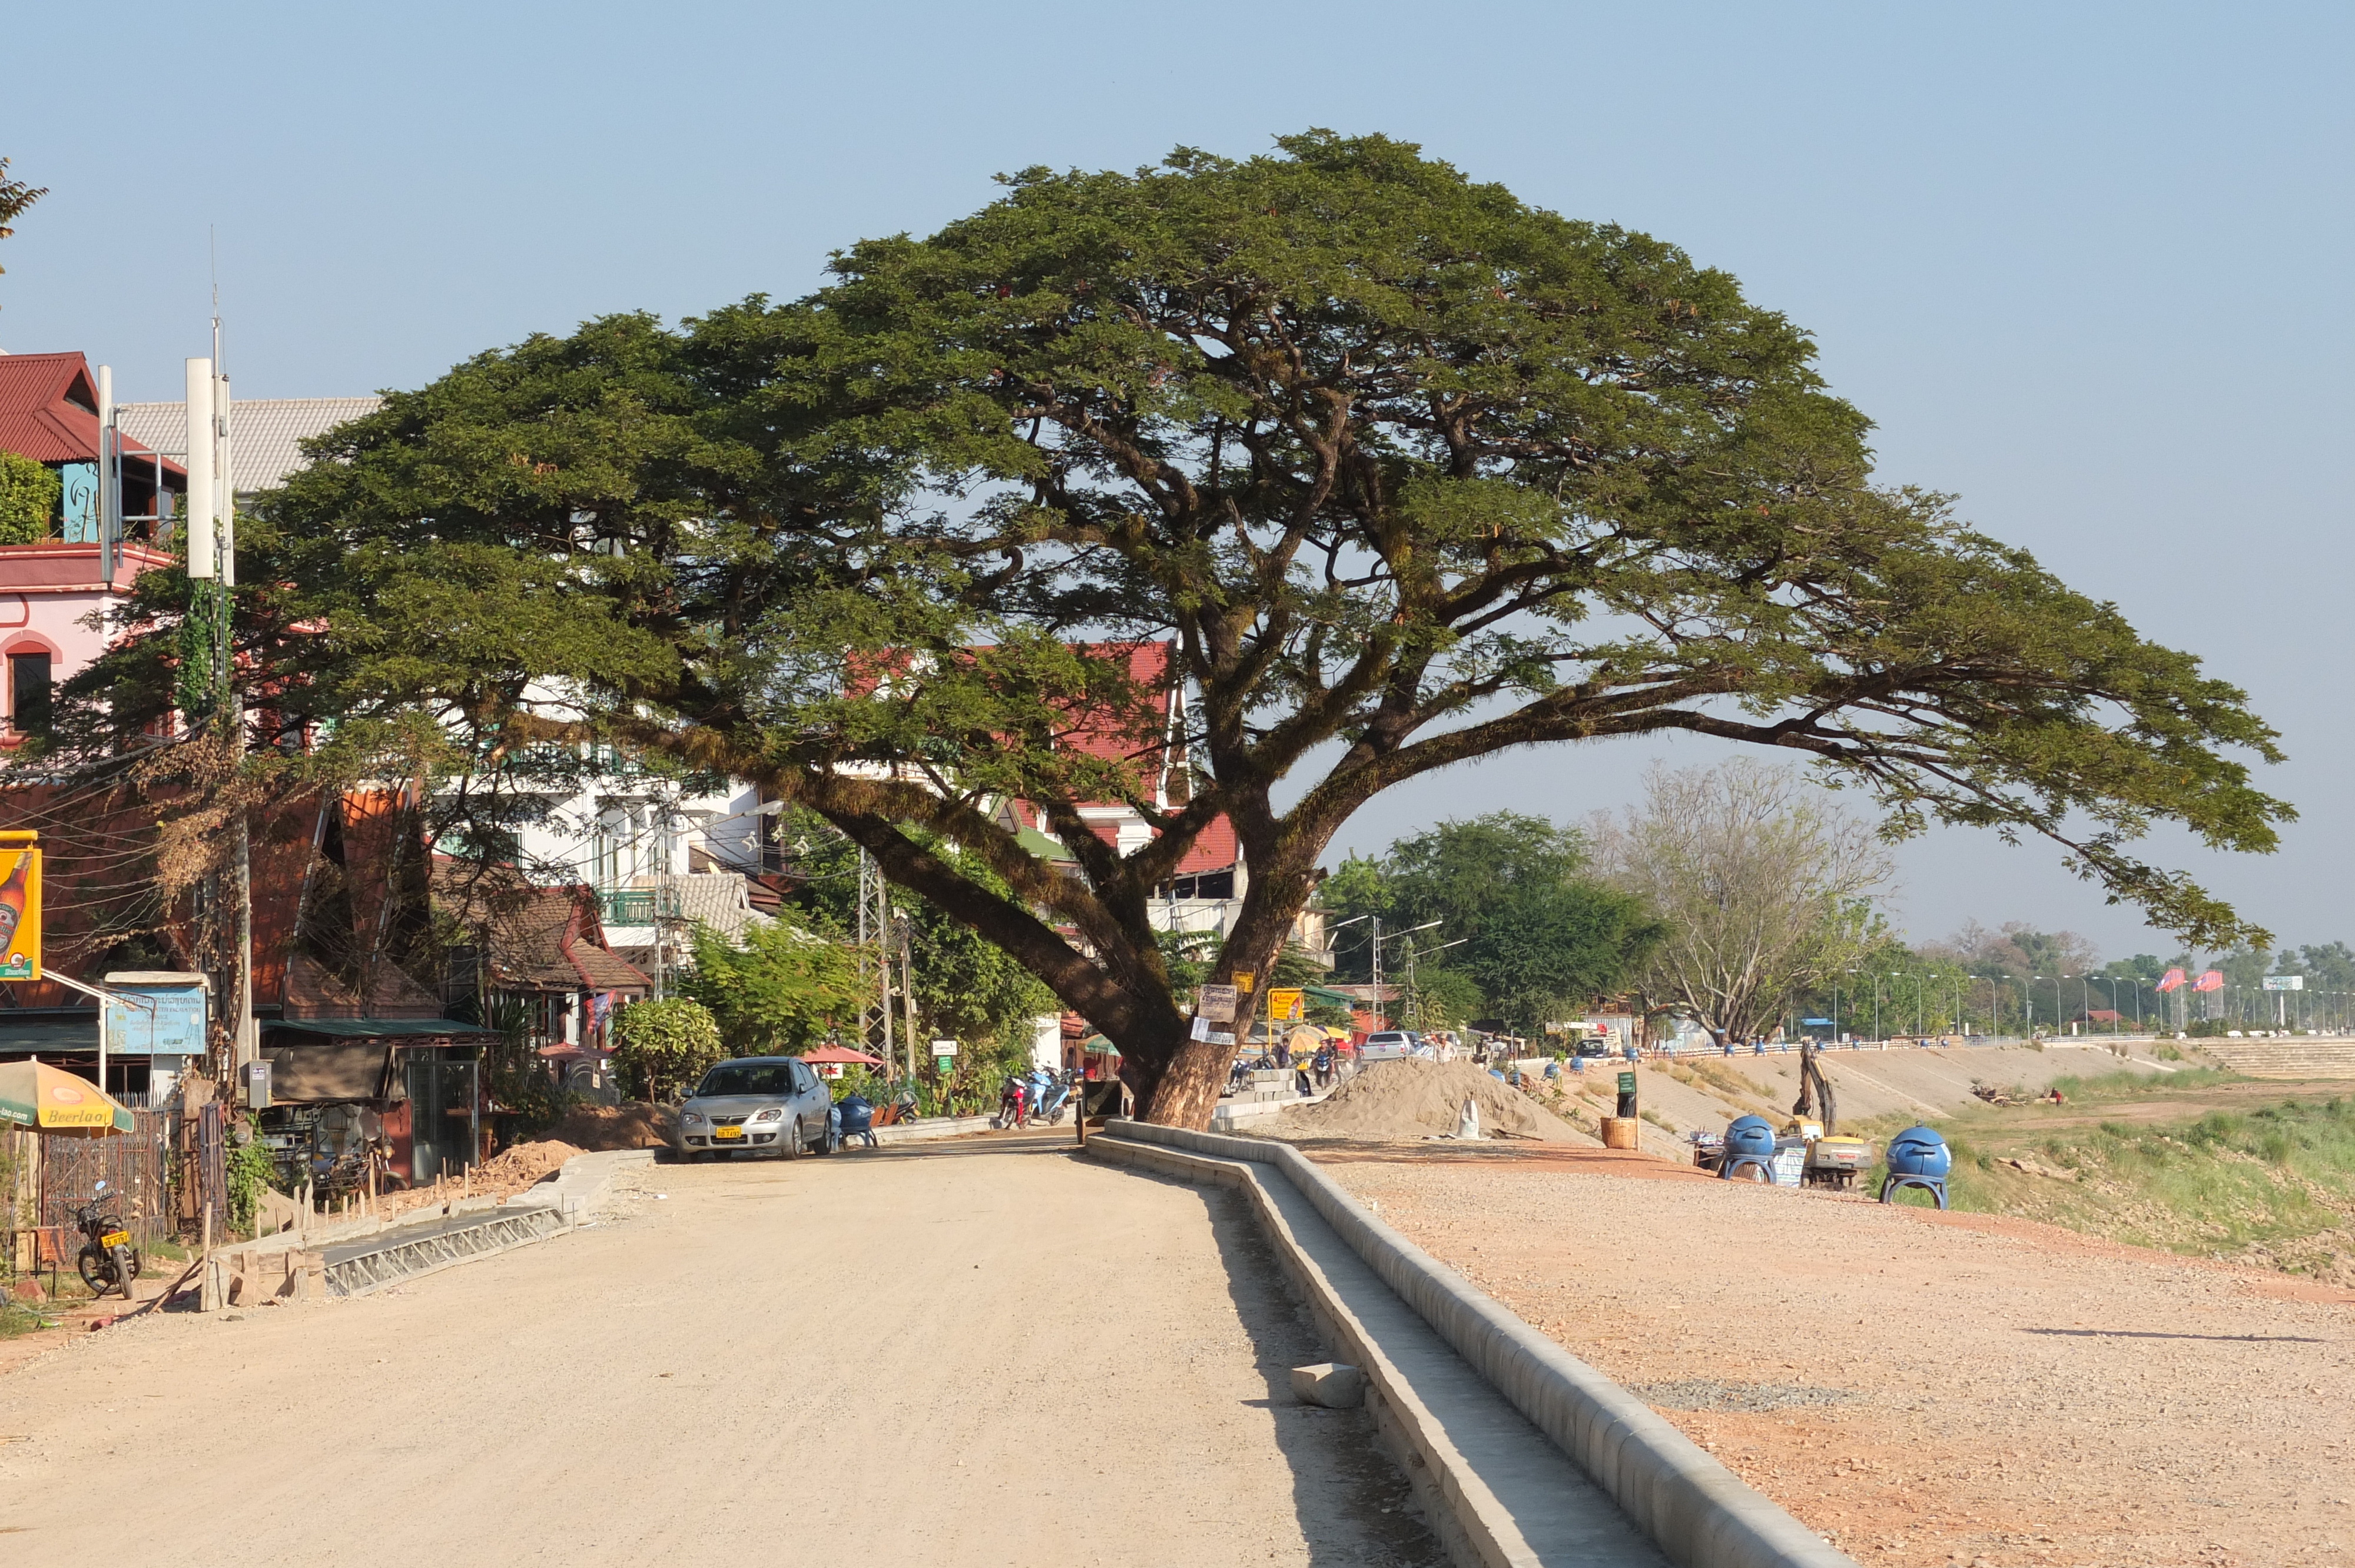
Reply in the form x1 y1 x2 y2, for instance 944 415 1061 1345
0 351 186 742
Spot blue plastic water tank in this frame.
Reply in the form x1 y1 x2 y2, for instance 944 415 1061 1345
1885 1125 1952 1178
1723 1115 1777 1160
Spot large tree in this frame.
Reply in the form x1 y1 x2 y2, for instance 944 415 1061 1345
1596 761 1894 1051
54 132 2288 1127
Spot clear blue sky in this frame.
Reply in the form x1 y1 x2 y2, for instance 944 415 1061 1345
4 2 2349 961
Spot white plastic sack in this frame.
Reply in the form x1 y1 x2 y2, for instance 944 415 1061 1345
1456 1095 1481 1140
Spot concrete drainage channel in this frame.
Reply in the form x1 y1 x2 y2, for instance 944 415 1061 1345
1085 1121 1857 1568
322 1205 568 1297
203 1149 657 1308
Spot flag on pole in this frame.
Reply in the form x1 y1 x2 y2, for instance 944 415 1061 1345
2155 967 2187 994
2193 970 2224 993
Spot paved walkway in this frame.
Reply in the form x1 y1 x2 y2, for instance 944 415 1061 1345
0 1133 1439 1565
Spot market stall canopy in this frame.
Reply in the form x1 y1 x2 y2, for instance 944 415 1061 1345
0 1059 133 1134
799 1045 886 1066
1079 1035 1122 1057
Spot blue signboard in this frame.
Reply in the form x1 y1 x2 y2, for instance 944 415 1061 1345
59 461 98 543
102 982 208 1057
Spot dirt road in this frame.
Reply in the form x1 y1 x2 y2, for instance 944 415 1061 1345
0 1134 1438 1566
1323 1148 2355 1568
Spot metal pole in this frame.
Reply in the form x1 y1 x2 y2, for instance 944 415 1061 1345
878 884 894 1081
900 917 916 1084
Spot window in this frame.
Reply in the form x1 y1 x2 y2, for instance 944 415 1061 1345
9 652 51 737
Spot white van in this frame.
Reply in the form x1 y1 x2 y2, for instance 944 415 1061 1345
1359 1030 1422 1062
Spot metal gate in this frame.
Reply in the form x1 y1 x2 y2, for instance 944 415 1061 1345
405 1058 479 1184
38 1109 173 1250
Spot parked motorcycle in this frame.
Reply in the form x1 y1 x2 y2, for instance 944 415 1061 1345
992 1075 1030 1130
73 1178 138 1301
1031 1069 1076 1126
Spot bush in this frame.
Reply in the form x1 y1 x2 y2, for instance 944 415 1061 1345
610 997 726 1103
0 451 57 545
224 1119 280 1235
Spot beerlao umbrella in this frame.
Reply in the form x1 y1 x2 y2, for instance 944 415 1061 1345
0 1059 134 1135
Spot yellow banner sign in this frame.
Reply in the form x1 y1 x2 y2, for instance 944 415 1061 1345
0 837 39 982
1267 988 1304 1021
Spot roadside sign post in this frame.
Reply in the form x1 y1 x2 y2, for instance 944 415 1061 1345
1616 1068 1638 1119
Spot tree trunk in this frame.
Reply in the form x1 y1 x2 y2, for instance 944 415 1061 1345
1135 1034 1232 1127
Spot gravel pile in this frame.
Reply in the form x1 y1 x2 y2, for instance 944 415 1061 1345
1268 1059 1586 1142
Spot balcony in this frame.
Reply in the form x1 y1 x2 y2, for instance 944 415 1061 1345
596 886 682 928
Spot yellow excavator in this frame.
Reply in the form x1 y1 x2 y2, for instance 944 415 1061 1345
1789 1040 1873 1188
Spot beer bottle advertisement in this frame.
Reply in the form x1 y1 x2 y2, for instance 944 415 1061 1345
0 844 41 980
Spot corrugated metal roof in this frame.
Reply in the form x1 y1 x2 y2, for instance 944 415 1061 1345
115 396 382 492
262 1017 492 1038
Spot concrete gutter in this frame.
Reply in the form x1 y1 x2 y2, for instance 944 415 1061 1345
1100 1121 1856 1568
873 1113 994 1146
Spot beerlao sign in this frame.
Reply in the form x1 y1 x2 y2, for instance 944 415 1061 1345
0 830 40 981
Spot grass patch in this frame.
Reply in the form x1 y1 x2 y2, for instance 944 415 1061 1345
1897 1094 2355 1280
2041 1067 2232 1102
1 1297 58 1337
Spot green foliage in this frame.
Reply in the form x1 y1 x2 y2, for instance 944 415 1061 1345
779 809 1054 1057
0 157 43 293
0 450 56 544
609 996 727 1102
224 1121 280 1235
1321 812 1658 1032
681 919 865 1059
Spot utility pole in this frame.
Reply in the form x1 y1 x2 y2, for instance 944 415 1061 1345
895 910 916 1084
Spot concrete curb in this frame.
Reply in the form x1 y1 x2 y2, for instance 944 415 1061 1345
872 1113 994 1145
516 1147 656 1219
1103 1121 1856 1568
1087 1133 1604 1568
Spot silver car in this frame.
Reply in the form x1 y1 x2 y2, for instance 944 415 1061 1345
674 1056 837 1160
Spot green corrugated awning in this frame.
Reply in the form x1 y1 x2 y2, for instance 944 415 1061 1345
1304 985 1357 1008
262 1018 495 1038
1017 826 1072 861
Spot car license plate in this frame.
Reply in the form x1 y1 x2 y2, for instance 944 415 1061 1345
101 1230 130 1248
712 1126 743 1141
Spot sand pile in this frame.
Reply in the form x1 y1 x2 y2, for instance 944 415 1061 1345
472 1138 583 1188
548 1102 674 1150
1270 1059 1589 1143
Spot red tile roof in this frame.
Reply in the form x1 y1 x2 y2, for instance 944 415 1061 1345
0 351 184 474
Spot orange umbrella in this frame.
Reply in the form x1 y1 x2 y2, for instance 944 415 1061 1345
0 1059 134 1135
799 1045 887 1066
